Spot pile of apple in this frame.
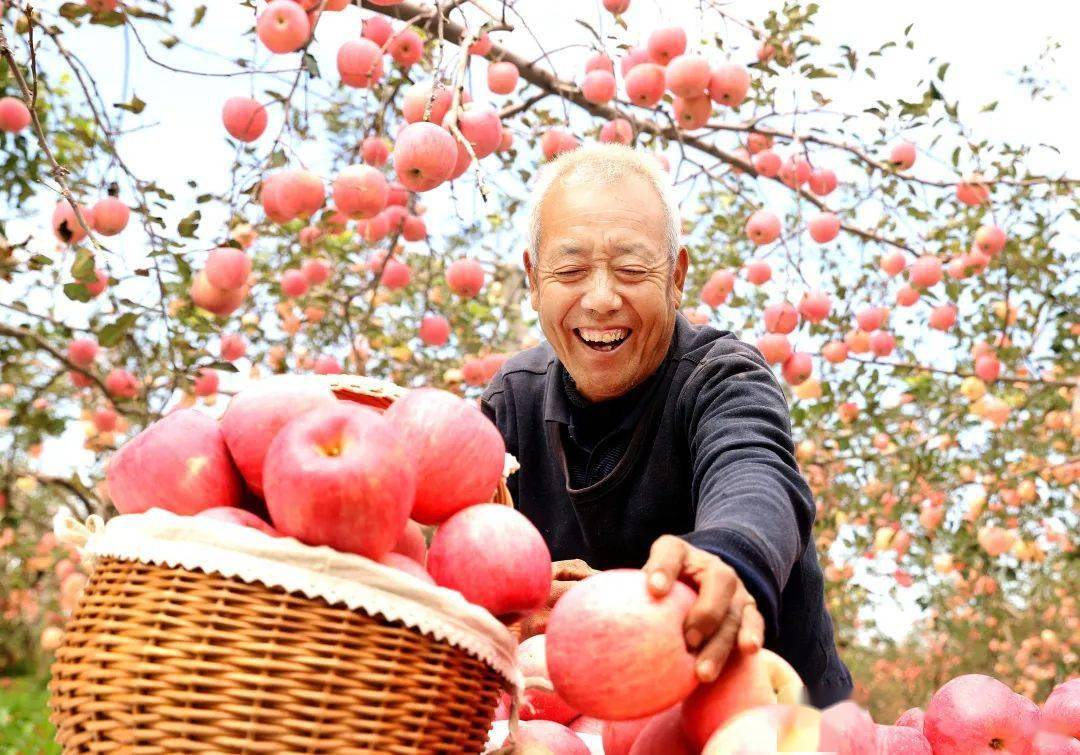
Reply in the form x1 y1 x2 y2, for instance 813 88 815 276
494 569 1079 754
105 375 553 620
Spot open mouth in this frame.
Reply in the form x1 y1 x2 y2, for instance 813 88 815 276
574 327 631 353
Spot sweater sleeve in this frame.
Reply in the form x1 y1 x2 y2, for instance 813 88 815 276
678 339 815 643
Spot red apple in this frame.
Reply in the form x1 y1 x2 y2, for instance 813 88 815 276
392 519 427 564
257 0 310 54
666 55 711 98
220 374 338 497
518 635 579 724
91 197 130 236
107 409 243 515
0 96 31 133
67 338 99 366
923 674 1040 755
629 705 695 755
746 210 781 244
702 703 823 753
393 121 457 192
1041 678 1080 742
488 61 519 94
682 648 806 748
379 552 434 584
875 724 932 754
764 301 799 334
756 334 792 365
333 164 388 218
196 506 282 537
569 717 604 736
603 716 655 755
819 700 876 755
546 569 698 721
646 26 686 65
222 97 268 142
502 720 589 755
383 387 505 523
708 63 750 107
426 504 551 617
336 38 383 88
625 64 666 107
808 212 841 243
895 707 925 732
263 403 416 559
205 247 251 290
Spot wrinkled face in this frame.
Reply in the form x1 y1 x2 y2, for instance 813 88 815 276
525 172 688 402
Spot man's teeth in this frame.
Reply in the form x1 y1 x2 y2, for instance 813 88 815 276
578 328 629 343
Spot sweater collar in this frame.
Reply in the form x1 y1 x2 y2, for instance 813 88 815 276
543 312 693 425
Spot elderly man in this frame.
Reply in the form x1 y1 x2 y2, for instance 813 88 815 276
480 144 853 707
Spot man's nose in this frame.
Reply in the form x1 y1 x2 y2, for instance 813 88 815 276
580 268 622 315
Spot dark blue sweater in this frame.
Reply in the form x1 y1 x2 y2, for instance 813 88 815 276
480 314 853 707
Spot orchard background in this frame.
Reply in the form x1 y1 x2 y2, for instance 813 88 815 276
0 0 1077 749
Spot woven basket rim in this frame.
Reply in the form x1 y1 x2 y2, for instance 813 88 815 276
64 509 520 688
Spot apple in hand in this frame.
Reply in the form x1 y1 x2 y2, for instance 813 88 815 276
196 506 281 537
220 374 338 497
682 647 805 747
263 403 416 559
545 569 698 721
107 409 243 515
923 674 1039 755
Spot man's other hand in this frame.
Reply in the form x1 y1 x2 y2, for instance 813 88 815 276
643 535 765 683
518 559 598 640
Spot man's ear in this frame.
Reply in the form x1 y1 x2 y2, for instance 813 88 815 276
523 248 540 310
671 246 689 308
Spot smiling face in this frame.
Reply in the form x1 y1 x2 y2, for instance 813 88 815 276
525 171 688 402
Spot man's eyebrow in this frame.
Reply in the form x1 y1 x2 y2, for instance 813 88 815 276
613 241 655 255
551 242 586 255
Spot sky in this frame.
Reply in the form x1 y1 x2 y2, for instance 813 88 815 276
6 0 1079 642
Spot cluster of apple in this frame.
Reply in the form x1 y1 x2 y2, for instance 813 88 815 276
489 568 1078 754
104 375 554 620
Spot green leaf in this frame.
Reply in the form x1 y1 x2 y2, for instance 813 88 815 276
70 247 95 280
62 283 92 302
161 36 179 49
301 53 320 79
177 210 201 238
58 2 91 19
206 361 239 373
98 313 139 348
981 100 998 112
268 149 288 168
114 93 146 114
936 62 950 81
192 5 207 26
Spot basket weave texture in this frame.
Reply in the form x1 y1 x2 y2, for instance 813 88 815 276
49 375 518 753
50 557 504 754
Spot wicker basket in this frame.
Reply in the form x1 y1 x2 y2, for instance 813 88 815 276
49 376 522 754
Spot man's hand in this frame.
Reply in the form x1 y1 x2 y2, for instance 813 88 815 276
518 559 598 640
643 535 765 683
